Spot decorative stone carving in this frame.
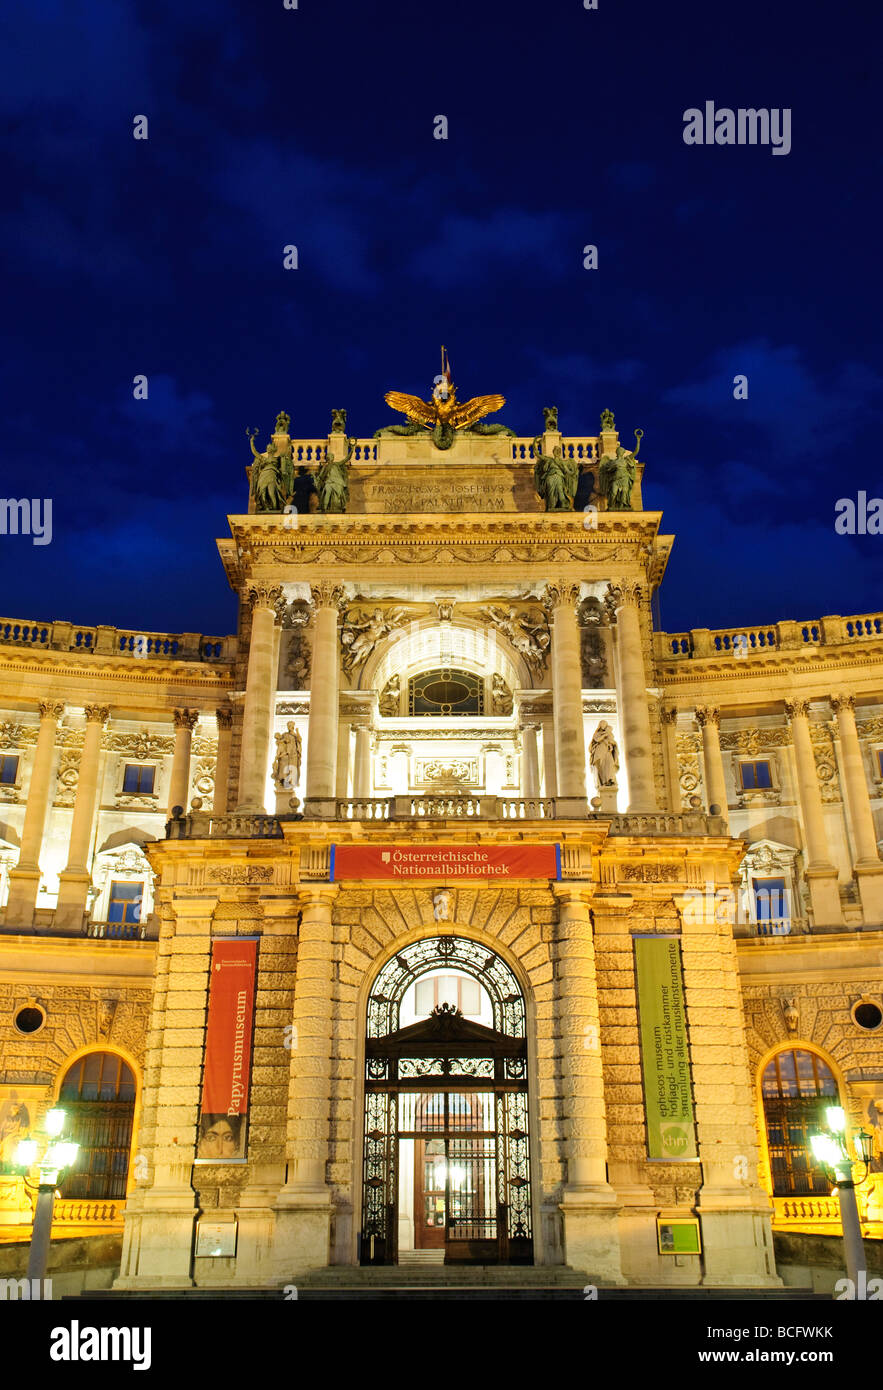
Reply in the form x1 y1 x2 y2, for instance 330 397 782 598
784 698 810 721
38 702 66 723
695 707 720 729
310 582 346 610
479 604 550 674
830 694 856 715
719 727 788 753
589 720 619 789
173 709 199 731
284 632 311 688
379 675 400 716
192 760 216 800
605 580 644 612
661 707 678 726
808 721 842 802
272 722 302 790
618 863 680 883
107 731 174 758
491 674 513 716
98 996 118 1039
206 865 274 884
782 997 799 1033
54 747 82 808
247 582 285 611
436 601 454 621
84 705 110 725
432 889 452 922
216 709 234 731
416 757 477 788
340 606 411 674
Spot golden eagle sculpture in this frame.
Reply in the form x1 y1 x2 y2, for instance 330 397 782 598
375 348 515 450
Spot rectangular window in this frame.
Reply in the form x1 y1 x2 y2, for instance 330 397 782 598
108 880 143 925
740 760 772 789
0 754 19 785
122 763 155 794
754 876 788 934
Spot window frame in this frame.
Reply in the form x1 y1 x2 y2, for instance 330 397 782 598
121 762 156 796
0 753 21 786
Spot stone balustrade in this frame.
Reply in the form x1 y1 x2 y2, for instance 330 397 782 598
656 610 883 661
0 617 236 662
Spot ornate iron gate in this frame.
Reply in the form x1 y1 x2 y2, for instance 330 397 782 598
360 936 532 1265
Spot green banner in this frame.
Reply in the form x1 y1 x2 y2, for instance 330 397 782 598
635 936 698 1160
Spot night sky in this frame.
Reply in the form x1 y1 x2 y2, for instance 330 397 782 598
2 0 880 640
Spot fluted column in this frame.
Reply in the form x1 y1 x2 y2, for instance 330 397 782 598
695 707 728 826
273 886 338 1272
212 708 233 814
237 583 282 812
353 725 373 798
785 699 842 926
607 582 656 811
167 709 198 813
5 701 64 922
545 583 587 804
55 704 109 928
521 724 540 797
661 706 680 812
831 694 883 922
305 584 344 809
553 884 623 1281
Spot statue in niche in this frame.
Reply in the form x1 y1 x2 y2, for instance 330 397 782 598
598 428 643 511
542 405 558 432
379 674 400 716
589 720 619 789
532 438 578 512
316 438 354 513
272 722 302 790
491 673 513 716
285 634 311 689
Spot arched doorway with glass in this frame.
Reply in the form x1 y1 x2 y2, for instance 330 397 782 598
57 1051 137 1201
760 1047 840 1196
361 935 532 1266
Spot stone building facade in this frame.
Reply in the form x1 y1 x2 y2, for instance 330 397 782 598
1 398 881 1288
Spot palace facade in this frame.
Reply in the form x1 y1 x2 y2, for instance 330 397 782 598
1 394 882 1293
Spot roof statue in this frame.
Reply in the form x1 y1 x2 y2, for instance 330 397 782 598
598 427 643 511
375 346 516 451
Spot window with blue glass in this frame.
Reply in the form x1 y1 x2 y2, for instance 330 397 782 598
740 760 772 789
108 880 143 924
122 763 155 794
754 876 788 932
0 754 19 785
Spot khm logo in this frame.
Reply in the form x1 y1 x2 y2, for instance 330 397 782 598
660 1123 690 1156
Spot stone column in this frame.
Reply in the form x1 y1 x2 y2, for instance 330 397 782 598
695 707 729 827
55 705 109 929
785 699 842 926
545 583 587 806
831 694 883 920
661 706 680 813
273 885 338 1274
521 723 540 798
212 708 233 815
353 725 373 798
5 701 65 922
335 722 351 798
541 717 557 797
304 584 344 813
237 583 282 813
553 885 624 1282
607 582 656 812
168 709 198 814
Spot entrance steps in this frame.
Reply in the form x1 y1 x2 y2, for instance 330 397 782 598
398 1249 446 1265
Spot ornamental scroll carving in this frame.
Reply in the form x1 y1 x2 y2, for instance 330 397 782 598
206 865 274 884
617 863 681 883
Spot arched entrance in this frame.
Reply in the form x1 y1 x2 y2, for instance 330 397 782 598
361 936 532 1266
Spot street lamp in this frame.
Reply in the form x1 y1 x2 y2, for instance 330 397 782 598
13 1106 79 1295
809 1105 873 1291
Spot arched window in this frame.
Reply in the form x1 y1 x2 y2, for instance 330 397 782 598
58 1052 136 1199
761 1049 838 1195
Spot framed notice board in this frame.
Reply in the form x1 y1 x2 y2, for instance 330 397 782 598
656 1217 702 1255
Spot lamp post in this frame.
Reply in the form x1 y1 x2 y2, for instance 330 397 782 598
809 1105 874 1291
13 1106 79 1296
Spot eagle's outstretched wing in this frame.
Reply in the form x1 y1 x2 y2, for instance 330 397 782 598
451 393 506 429
384 391 436 427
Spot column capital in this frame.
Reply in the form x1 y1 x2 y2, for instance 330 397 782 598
605 579 644 611
296 884 340 910
551 882 594 908
784 698 810 722
310 582 346 610
695 706 720 729
544 581 581 610
84 704 110 725
38 701 65 721
216 708 234 730
173 709 200 731
830 693 856 715
247 581 284 612
661 706 678 726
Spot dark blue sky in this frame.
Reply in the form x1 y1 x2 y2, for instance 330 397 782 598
2 0 881 639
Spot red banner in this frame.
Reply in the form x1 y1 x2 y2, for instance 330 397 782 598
330 844 561 880
196 939 257 1163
